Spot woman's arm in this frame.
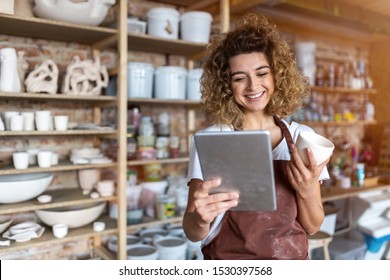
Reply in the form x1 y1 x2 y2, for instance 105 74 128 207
182 178 239 242
286 144 329 235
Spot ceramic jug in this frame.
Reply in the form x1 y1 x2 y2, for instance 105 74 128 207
0 48 21 93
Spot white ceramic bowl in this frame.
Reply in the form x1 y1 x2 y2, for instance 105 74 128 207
33 0 115 26
296 131 334 165
0 173 53 204
35 202 105 228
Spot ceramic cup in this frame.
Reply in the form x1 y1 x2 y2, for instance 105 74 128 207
37 150 53 168
296 131 335 166
21 112 35 131
52 224 68 239
95 180 115 197
35 110 52 131
54 115 69 131
12 152 29 169
10 114 23 131
3 111 19 130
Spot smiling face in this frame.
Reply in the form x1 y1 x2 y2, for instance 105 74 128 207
229 52 275 117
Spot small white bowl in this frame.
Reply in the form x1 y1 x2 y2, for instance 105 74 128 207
93 221 105 232
37 194 52 204
296 131 334 165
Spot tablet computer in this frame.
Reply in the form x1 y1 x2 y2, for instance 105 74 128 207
194 130 276 212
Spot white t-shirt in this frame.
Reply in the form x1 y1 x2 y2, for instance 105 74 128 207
187 119 330 245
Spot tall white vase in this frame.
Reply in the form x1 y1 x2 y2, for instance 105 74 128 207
0 48 21 93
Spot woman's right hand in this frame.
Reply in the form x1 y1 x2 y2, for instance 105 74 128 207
190 178 239 227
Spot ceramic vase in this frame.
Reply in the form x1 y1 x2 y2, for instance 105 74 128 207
78 168 100 195
0 48 21 93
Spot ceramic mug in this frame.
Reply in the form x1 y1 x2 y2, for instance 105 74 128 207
54 115 68 131
37 150 53 168
21 112 35 131
35 110 52 131
12 152 29 169
296 131 335 166
52 224 68 239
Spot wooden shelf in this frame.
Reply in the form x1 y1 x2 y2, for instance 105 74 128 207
302 120 377 127
127 216 183 233
127 33 206 56
0 92 117 105
0 129 117 137
128 97 201 106
0 188 115 215
0 215 117 254
0 161 116 175
0 13 117 45
127 157 189 166
321 184 390 202
311 86 377 95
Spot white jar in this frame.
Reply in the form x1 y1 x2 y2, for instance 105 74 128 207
147 7 180 39
187 68 203 100
180 11 213 43
154 66 187 99
127 62 154 98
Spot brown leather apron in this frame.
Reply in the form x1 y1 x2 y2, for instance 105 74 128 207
201 117 308 260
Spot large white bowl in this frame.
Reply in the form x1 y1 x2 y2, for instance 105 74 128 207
35 202 106 228
33 0 116 26
0 173 53 204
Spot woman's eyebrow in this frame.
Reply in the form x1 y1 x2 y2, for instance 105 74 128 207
230 65 271 77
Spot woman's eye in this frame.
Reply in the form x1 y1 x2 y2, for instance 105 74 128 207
257 72 268 77
232 77 245 82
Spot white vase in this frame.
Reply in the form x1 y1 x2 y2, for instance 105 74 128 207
0 48 21 93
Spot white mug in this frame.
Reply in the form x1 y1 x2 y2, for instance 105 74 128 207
3 111 19 130
52 224 68 239
12 152 29 169
37 151 53 168
54 115 69 131
21 112 35 131
10 114 23 131
35 110 52 131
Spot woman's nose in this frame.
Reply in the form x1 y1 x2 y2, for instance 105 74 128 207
246 76 259 91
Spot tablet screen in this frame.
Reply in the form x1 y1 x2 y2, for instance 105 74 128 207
194 130 276 211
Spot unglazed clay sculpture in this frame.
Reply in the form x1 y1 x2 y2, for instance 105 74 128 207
25 59 59 94
62 55 108 96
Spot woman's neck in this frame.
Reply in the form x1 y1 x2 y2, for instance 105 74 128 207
243 114 275 130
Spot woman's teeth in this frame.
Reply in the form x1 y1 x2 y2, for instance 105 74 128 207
247 92 263 99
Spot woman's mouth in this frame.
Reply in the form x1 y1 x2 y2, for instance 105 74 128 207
246 91 264 99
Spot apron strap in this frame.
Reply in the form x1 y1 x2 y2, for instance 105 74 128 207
273 116 294 151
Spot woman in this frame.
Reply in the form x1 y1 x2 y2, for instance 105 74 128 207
183 13 330 260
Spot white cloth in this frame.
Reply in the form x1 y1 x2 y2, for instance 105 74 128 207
186 119 330 245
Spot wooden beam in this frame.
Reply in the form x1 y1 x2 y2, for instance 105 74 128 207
187 0 219 11
229 0 281 14
271 0 390 36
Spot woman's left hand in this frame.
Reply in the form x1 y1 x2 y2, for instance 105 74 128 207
286 143 330 197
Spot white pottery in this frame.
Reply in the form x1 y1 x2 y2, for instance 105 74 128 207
35 202 106 228
37 150 53 168
107 235 143 253
3 111 20 131
0 48 21 93
0 216 14 234
0 0 15 15
180 11 213 43
154 235 188 260
33 0 116 26
54 115 68 131
0 172 53 203
21 112 35 131
10 114 23 131
12 152 29 169
78 168 101 195
35 110 52 131
52 223 68 238
147 7 180 39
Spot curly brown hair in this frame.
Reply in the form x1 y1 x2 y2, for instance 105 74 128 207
201 13 310 130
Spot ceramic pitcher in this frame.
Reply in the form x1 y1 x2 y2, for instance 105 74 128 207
0 48 21 93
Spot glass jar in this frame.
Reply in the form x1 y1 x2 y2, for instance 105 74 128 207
138 115 155 136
